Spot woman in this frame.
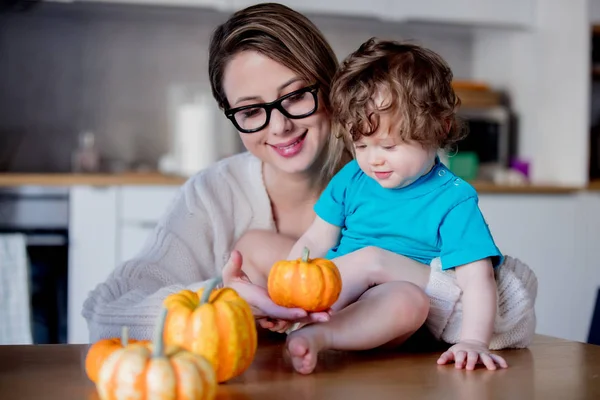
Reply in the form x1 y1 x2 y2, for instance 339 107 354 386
82 2 428 350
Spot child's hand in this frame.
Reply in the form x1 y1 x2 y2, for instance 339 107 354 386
437 340 508 370
258 318 292 333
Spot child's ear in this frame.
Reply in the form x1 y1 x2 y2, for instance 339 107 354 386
444 118 452 133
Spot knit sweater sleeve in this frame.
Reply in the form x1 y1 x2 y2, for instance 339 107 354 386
81 153 270 342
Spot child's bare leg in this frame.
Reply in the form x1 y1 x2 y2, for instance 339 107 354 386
328 251 378 312
331 246 431 312
286 281 430 374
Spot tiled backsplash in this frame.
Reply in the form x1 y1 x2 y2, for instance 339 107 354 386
0 2 473 172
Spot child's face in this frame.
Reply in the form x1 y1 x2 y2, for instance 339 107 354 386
353 112 437 189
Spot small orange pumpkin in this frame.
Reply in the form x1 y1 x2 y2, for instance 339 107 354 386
163 277 257 383
96 308 217 400
268 247 342 312
85 326 150 383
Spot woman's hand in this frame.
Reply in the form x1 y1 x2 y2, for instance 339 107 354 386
221 250 330 328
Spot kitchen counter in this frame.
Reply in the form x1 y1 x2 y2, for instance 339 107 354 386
589 180 600 191
471 181 581 194
0 173 596 193
0 172 187 187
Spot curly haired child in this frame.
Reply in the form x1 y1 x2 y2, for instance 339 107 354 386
281 37 537 374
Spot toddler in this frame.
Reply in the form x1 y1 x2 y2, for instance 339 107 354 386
282 38 537 374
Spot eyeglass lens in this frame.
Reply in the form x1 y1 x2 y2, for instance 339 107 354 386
233 90 316 131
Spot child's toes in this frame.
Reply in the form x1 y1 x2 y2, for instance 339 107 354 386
287 334 318 374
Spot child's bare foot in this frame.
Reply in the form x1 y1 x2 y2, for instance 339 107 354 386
285 326 330 374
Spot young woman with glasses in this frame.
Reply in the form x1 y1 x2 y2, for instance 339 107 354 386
83 3 430 363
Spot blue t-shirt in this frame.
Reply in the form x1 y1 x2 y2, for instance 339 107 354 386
314 158 503 270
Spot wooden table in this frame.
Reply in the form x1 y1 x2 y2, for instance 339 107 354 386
1 334 599 400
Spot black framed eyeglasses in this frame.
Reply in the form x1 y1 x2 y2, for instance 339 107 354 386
224 84 319 134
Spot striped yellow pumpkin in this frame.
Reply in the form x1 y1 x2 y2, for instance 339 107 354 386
163 278 257 383
96 309 216 400
268 247 342 312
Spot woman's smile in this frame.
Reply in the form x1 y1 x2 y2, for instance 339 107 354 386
268 132 308 158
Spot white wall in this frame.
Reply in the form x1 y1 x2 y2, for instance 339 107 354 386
472 0 591 187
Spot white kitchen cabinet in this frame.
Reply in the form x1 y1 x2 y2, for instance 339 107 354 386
477 194 593 342
67 184 180 343
76 0 232 11
231 0 386 19
119 186 179 225
68 186 118 344
233 0 533 27
578 193 600 342
384 0 534 28
117 186 180 265
70 0 534 29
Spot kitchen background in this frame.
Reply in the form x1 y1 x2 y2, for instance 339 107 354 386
0 1 476 174
1 0 600 348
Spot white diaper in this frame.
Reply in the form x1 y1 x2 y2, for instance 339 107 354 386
424 256 538 350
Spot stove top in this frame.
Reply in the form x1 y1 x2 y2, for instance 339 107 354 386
0 186 69 230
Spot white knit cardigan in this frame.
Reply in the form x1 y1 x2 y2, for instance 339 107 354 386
82 152 276 342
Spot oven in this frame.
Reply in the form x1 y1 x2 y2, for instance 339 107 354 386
0 186 69 344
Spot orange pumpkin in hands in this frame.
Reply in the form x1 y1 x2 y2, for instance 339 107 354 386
268 247 342 312
96 308 217 400
85 326 149 383
163 277 257 383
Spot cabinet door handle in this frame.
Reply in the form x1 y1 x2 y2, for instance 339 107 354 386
135 222 157 230
26 234 68 246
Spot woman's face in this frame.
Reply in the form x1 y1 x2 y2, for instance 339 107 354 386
222 50 330 176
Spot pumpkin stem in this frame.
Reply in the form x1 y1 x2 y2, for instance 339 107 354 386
121 326 129 347
302 247 310 263
200 277 223 305
153 308 168 358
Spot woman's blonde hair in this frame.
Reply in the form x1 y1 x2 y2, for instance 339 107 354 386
208 2 351 189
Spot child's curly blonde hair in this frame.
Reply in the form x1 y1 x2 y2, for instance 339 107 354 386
330 37 466 151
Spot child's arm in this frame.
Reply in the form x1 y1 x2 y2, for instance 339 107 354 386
287 216 341 260
455 258 497 346
436 194 507 370
437 258 508 371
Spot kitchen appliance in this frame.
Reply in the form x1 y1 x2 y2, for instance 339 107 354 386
591 124 600 181
454 105 515 180
590 81 600 182
0 186 69 344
